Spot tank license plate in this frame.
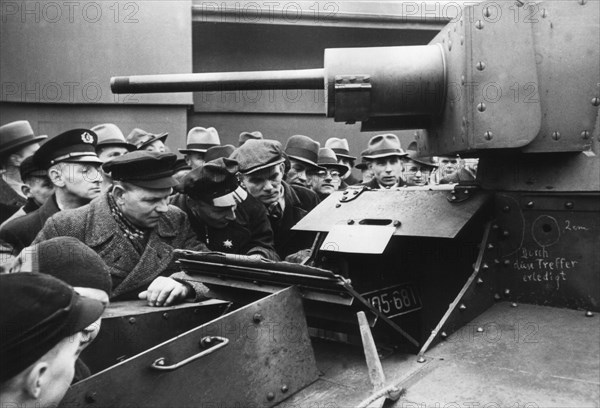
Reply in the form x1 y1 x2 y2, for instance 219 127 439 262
362 283 422 318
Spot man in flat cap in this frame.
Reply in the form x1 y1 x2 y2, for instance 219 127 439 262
0 156 54 228
362 134 408 189
0 120 47 223
0 273 105 406
179 127 220 169
126 128 168 153
172 157 279 260
0 129 103 255
231 139 319 259
34 151 209 307
325 137 360 187
308 148 348 201
239 131 263 146
284 135 326 189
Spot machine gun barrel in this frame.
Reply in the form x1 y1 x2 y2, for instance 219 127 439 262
110 68 325 94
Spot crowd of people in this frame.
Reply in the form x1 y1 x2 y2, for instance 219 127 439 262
0 119 477 403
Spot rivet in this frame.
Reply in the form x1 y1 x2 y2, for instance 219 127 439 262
267 392 275 401
477 102 486 113
393 220 401 227
335 203 341 208
565 201 574 209
591 97 600 106
349 76 356 82
128 317 136 324
363 76 371 83
511 302 518 308
502 230 510 238
451 195 457 201
502 206 510 213
515 0 524 6
585 311 593 317
483 7 492 17
162 312 168 320
504 289 511 296
482 263 489 270
451 190 456 195
526 201 535 209
484 131 493 140
541 8 547 18
477 278 484 285
494 258 500 264
459 304 467 311
441 331 448 338
476 327 484 333
417 356 426 363
347 219 354 225
353 190 359 195
581 130 590 139
494 293 501 301
492 224 499 230
464 190 469 195
487 243 494 249
281 385 289 393
552 131 561 141
85 392 97 403
253 313 263 323
460 36 464 45
461 75 465 85
476 61 486 71
475 20 484 29
579 0 588 5
448 40 452 51
343 191 349 195
503 259 511 267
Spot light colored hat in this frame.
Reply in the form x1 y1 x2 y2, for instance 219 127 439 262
317 148 348 173
179 127 220 154
325 138 356 161
126 128 168 150
239 131 263 146
362 134 407 160
91 123 135 151
0 121 47 155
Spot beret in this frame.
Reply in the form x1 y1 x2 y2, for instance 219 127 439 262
103 151 178 189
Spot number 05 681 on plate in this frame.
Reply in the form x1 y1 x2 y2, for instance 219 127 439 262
362 283 422 318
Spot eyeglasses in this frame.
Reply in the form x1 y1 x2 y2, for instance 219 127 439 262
309 170 341 179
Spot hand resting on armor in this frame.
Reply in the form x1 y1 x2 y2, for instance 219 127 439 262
138 276 190 307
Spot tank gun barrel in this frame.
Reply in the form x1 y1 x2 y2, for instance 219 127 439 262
110 69 325 94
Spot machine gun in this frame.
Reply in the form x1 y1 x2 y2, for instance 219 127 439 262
64 1 599 407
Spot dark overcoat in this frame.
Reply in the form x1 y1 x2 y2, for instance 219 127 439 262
361 178 405 189
0 177 26 224
33 193 207 300
0 194 60 254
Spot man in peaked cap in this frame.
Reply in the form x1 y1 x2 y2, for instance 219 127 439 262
0 273 105 406
284 135 325 189
403 149 438 186
33 151 210 307
91 123 135 162
231 139 319 259
126 128 168 153
179 127 221 169
325 137 360 187
0 129 103 255
308 148 348 201
0 120 47 223
171 158 279 260
362 134 408 189
239 131 263 146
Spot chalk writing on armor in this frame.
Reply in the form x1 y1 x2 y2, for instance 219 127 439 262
513 246 577 290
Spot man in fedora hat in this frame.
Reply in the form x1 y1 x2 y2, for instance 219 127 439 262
231 139 319 259
172 157 278 260
0 120 47 223
325 137 360 187
362 134 408 189
179 127 221 169
283 135 326 189
239 131 263 146
308 148 348 201
355 149 375 184
92 124 135 162
0 273 106 407
33 151 210 307
126 128 168 153
403 149 438 186
0 129 103 255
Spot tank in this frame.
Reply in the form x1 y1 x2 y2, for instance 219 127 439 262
77 1 599 406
